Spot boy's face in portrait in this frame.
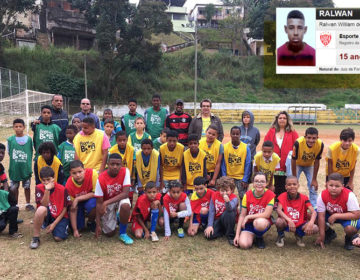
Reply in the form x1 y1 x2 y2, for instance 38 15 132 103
285 18 307 51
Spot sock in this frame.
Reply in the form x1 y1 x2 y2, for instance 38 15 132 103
119 222 128 235
26 203 30 206
200 213 208 226
277 230 284 236
33 236 40 241
178 217 184 229
150 209 159 233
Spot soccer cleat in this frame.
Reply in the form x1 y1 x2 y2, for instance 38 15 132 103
17 219 23 224
255 237 266 249
30 237 40 249
119 233 134 245
324 227 337 244
151 231 159 242
25 204 35 211
344 235 354 250
295 235 305 247
275 232 285 247
177 228 185 238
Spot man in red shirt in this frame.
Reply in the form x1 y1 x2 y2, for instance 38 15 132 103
94 154 133 245
277 10 315 66
30 167 71 249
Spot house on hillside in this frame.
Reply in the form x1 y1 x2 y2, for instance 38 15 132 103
165 6 194 32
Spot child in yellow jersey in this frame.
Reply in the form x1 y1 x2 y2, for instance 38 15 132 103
199 124 223 190
181 134 207 195
326 128 359 190
159 130 184 194
291 127 324 207
128 117 151 159
135 139 160 194
222 126 251 200
253 141 280 192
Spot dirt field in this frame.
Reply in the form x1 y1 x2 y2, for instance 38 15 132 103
0 124 360 280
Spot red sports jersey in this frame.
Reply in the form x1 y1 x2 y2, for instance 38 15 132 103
277 192 311 227
65 168 94 199
96 167 130 201
245 189 275 223
131 192 162 222
190 189 214 214
35 183 71 219
321 188 351 214
163 192 187 214
212 191 237 219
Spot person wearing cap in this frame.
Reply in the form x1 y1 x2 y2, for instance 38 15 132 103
188 99 224 142
144 94 169 140
165 99 192 146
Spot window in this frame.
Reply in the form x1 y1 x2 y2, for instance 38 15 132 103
173 14 186 20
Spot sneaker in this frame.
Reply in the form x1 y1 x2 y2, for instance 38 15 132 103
151 231 159 242
25 204 35 211
324 227 337 244
296 235 305 247
87 221 96 233
228 238 234 246
30 237 40 249
177 228 185 238
119 233 134 245
17 219 23 224
255 237 266 249
10 232 23 238
275 232 285 248
344 235 354 250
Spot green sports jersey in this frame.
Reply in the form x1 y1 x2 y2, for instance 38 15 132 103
123 112 143 136
57 141 75 180
34 123 61 157
145 107 168 139
7 135 33 181
129 131 151 159
152 138 163 151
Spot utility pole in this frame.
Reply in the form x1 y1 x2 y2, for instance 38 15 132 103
194 19 198 116
84 55 88 98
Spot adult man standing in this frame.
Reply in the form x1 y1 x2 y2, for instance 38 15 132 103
144 94 169 140
188 99 224 141
165 99 192 146
72 98 100 129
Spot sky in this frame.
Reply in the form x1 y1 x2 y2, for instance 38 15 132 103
332 0 360 8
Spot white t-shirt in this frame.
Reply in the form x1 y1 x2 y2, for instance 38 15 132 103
317 191 360 213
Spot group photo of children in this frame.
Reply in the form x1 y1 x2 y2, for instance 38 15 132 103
1 93 360 254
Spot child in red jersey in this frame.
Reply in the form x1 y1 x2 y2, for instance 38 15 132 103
188 176 214 236
30 167 71 249
234 172 275 249
131 181 163 242
275 176 318 248
163 181 192 240
204 176 238 244
65 160 98 238
316 173 360 250
95 154 133 245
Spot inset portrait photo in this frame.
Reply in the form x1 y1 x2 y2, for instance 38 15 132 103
276 8 316 67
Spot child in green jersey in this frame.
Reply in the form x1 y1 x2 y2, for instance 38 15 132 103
128 117 151 159
57 125 77 184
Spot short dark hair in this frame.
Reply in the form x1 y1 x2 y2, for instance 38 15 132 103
200 99 212 108
0 143 5 151
287 10 305 21
66 124 78 134
169 181 183 189
152 93 161 100
206 124 218 133
82 117 95 126
104 118 114 126
187 134 199 143
166 130 178 139
145 181 157 191
340 128 355 141
161 127 171 135
108 153 122 161
38 142 56 157
69 160 84 170
39 166 55 179
285 175 298 184
328 173 344 184
13 118 25 126
262 140 274 148
217 176 235 191
41 105 52 112
116 131 127 139
128 98 137 104
194 176 206 186
230 126 241 134
305 127 318 136
141 139 153 147
52 94 63 101
253 172 267 183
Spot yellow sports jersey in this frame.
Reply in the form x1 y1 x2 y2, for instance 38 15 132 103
74 129 105 171
326 141 359 177
224 142 247 180
159 142 184 180
109 144 134 174
37 155 62 183
184 149 206 190
199 138 221 173
136 150 159 186
201 117 211 139
293 136 323 167
254 151 280 184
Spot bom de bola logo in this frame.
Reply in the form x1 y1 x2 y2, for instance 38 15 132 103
320 32 332 47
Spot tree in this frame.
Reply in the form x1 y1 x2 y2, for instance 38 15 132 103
0 0 37 65
204 4 216 25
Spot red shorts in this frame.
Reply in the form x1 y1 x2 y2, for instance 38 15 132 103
131 218 146 233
